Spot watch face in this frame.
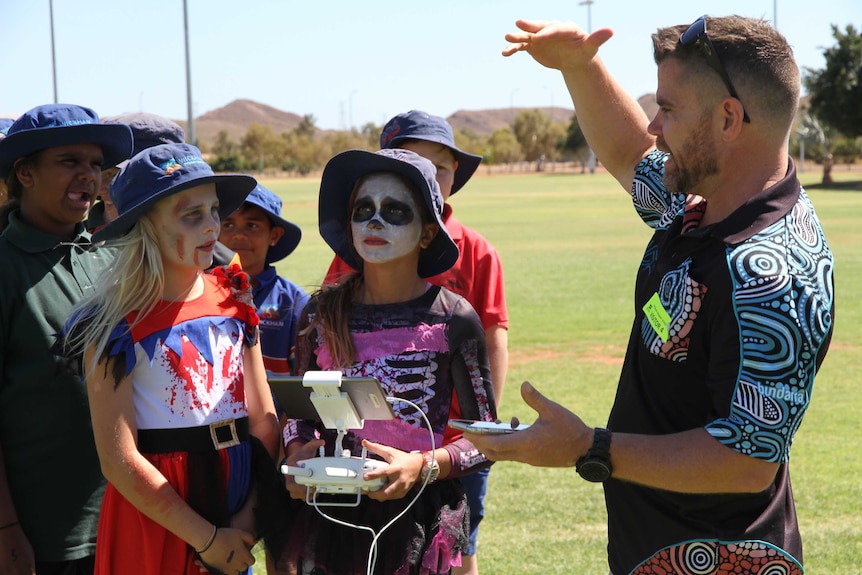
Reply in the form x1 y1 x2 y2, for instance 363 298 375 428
577 459 611 483
427 465 440 482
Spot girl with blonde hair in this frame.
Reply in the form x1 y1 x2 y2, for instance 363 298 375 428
64 142 283 575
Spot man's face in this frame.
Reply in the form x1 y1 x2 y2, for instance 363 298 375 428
398 140 458 201
648 58 719 195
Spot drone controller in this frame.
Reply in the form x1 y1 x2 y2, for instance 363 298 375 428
282 448 389 506
280 371 394 507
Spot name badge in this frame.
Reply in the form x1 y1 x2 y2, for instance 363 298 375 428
643 292 671 343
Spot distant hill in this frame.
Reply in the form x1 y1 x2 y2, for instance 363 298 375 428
173 97 663 148
448 106 575 135
174 99 304 146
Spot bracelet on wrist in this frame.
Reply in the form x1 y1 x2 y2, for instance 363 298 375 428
195 524 218 554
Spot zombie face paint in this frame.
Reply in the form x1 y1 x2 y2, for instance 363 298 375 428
149 183 220 273
350 173 424 266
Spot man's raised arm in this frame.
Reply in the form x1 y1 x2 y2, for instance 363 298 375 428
503 19 656 190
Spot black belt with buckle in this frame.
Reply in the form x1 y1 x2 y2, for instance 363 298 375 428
137 417 249 453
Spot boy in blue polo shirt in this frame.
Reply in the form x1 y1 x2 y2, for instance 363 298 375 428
220 184 308 376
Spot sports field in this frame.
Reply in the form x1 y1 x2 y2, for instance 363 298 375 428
253 167 862 574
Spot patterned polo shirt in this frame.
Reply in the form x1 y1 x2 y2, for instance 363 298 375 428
606 151 834 575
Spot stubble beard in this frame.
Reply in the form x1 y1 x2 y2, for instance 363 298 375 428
662 119 719 196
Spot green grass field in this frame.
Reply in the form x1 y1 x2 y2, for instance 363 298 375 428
253 168 862 574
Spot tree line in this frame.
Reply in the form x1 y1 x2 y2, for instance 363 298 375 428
202 107 589 176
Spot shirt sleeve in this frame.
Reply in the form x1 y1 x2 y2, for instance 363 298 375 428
632 150 688 230
442 296 497 477
703 198 834 463
465 239 509 331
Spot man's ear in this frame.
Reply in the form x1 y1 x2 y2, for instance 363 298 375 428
720 97 745 141
419 223 439 249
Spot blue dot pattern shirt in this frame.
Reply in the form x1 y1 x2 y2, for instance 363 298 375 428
605 150 834 575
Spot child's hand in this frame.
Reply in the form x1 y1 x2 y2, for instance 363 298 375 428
361 439 425 501
197 527 255 574
283 439 325 500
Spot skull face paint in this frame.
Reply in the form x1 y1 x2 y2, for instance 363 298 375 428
350 173 424 266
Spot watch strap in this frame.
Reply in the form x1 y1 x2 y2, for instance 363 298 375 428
420 450 440 483
588 427 611 458
575 427 613 482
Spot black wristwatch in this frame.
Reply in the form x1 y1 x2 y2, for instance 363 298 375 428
576 427 613 482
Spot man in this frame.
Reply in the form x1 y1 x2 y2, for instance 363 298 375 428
470 16 834 575
324 110 508 575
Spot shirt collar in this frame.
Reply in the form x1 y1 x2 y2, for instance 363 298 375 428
2 210 91 253
696 157 801 245
252 266 278 294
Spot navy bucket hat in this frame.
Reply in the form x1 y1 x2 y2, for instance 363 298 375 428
242 184 302 264
101 112 186 168
319 148 459 278
0 104 133 177
379 110 482 195
93 143 256 243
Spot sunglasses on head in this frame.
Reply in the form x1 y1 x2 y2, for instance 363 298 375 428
679 15 751 123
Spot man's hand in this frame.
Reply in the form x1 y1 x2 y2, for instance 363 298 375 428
502 19 614 72
467 381 592 467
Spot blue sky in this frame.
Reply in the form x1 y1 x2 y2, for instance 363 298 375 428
2 0 858 130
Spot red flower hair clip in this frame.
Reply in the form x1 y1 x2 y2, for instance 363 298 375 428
212 264 259 327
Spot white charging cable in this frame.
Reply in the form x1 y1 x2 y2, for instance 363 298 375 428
306 396 436 575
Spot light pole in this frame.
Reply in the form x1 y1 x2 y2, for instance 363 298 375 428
183 0 195 145
579 0 593 35
579 0 596 173
349 90 357 130
49 0 58 103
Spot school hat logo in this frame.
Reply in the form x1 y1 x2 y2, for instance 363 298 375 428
380 123 402 148
162 158 184 175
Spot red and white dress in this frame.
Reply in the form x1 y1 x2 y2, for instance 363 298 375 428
94 268 262 575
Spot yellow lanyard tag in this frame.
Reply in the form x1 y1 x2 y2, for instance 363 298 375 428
643 292 672 343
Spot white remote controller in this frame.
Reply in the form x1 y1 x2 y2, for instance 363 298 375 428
282 456 389 494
